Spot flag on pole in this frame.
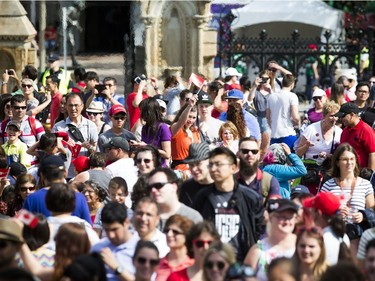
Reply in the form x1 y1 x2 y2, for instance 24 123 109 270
188 73 206 89
16 209 39 228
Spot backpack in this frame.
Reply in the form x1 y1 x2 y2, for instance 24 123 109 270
1 117 38 144
260 171 272 203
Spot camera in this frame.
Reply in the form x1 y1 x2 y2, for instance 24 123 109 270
260 77 268 84
94 84 107 98
134 74 146 85
5 70 14 75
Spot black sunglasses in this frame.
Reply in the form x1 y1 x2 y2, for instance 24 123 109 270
21 84 33 88
163 228 184 236
113 115 126 121
313 96 322 101
192 239 213 248
146 182 170 190
205 261 226 270
20 186 36 192
12 106 27 110
87 112 101 116
136 257 159 267
136 158 152 164
240 148 259 155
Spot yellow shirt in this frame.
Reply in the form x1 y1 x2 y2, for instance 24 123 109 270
2 140 31 168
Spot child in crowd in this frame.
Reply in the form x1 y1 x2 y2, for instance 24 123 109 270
93 177 133 237
2 121 30 168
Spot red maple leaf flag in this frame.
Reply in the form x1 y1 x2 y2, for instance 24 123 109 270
16 209 39 228
188 73 205 89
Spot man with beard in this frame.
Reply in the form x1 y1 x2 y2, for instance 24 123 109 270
237 137 281 204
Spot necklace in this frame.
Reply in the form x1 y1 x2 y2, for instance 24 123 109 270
337 177 356 207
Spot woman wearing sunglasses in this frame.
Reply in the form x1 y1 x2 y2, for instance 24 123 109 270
203 242 236 281
156 215 194 281
167 221 220 281
306 89 327 124
86 101 110 135
6 174 36 216
293 225 328 281
133 240 160 281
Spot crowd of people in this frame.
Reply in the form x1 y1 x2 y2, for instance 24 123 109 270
0 56 375 281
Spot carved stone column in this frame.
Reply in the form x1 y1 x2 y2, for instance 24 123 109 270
142 16 156 77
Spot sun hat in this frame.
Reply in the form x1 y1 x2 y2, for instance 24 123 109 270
86 101 105 113
184 143 210 163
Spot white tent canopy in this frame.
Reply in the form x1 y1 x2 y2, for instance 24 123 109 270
231 0 343 31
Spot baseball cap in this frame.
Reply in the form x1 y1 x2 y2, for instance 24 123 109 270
303 192 341 216
225 67 242 77
334 103 360 118
225 89 244 100
40 155 65 170
312 89 326 98
184 143 210 163
291 185 311 199
103 137 130 152
0 219 24 243
197 91 213 105
48 54 60 62
6 120 20 131
109 104 127 116
72 156 90 173
267 199 299 214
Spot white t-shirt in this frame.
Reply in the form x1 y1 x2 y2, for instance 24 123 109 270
199 117 224 143
302 122 342 164
267 90 299 138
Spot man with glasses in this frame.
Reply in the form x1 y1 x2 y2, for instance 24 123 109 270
192 147 264 262
335 102 375 169
53 93 98 178
237 137 281 204
0 95 45 147
147 167 202 230
104 137 138 207
353 82 373 125
98 104 137 153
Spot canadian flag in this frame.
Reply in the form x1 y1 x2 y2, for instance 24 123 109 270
0 168 10 178
188 73 206 89
16 209 39 228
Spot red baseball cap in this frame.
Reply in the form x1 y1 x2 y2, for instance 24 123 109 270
72 156 90 174
109 104 127 116
303 192 340 216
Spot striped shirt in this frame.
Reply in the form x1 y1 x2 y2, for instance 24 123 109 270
320 177 373 210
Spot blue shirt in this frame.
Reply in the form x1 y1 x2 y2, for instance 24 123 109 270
23 187 92 225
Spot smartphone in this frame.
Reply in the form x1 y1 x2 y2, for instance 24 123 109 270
134 76 142 85
7 70 14 75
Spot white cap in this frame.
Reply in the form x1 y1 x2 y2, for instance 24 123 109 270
312 88 326 98
225 67 242 77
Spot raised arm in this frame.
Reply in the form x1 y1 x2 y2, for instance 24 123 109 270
170 97 196 136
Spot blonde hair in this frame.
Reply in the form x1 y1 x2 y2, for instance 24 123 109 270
219 121 239 140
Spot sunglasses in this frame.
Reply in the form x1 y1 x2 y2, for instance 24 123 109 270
21 84 33 88
87 112 101 116
163 228 184 236
313 96 322 101
205 261 226 270
0 240 11 249
5 104 11 109
240 148 259 155
146 182 170 190
20 186 36 192
297 225 322 235
192 239 213 248
136 257 159 267
12 106 27 110
113 115 126 121
136 158 152 164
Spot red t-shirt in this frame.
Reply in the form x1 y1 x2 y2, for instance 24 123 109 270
50 91 62 128
126 91 149 129
340 119 375 168
166 268 189 281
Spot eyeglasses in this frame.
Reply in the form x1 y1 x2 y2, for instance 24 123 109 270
87 112 101 116
81 189 96 194
339 157 356 163
273 214 297 221
208 162 232 169
205 261 226 270
136 257 160 267
146 182 170 190
136 158 152 164
163 228 184 236
21 84 33 88
105 84 114 87
20 186 35 192
239 148 259 155
268 68 277 72
67 104 82 108
313 96 323 101
5 104 11 109
192 239 213 248
358 90 369 94
12 106 27 110
113 115 126 121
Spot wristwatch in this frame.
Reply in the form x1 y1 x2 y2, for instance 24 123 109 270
115 266 124 275
1 82 7 86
